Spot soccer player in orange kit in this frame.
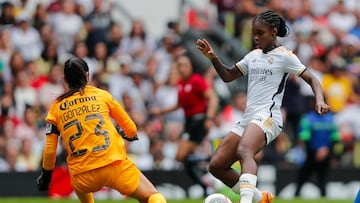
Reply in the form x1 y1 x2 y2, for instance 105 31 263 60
36 57 167 203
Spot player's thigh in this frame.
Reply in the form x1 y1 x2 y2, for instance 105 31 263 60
71 170 105 194
239 123 267 155
210 132 241 169
107 159 141 196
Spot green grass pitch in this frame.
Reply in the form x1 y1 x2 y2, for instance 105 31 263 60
0 197 353 203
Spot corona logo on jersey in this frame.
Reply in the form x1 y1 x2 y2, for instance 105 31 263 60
59 96 97 110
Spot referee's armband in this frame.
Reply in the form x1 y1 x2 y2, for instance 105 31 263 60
45 123 60 135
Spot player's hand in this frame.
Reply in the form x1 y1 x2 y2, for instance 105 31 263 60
37 169 53 191
122 134 139 142
118 127 139 142
315 102 330 115
196 39 217 60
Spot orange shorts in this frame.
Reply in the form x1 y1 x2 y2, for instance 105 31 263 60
70 157 140 196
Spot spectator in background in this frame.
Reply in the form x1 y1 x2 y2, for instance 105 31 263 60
327 0 357 40
49 0 84 54
322 56 355 113
349 10 360 40
153 62 184 124
127 62 154 113
38 23 55 47
8 51 25 82
0 1 15 27
282 74 306 144
144 54 159 86
13 105 40 143
335 83 360 167
107 54 133 102
27 60 48 90
160 121 184 170
84 0 113 57
106 22 124 57
204 67 232 108
12 0 38 18
16 137 41 172
36 39 60 76
0 92 20 138
299 56 325 106
0 29 14 83
120 19 157 65
92 41 118 74
10 12 42 62
126 109 154 171
46 0 64 13
33 3 50 31
71 40 97 79
154 32 185 87
13 70 38 119
210 0 240 36
38 64 64 111
0 139 21 172
295 96 340 197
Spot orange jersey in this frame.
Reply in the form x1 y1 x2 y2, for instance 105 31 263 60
45 85 137 175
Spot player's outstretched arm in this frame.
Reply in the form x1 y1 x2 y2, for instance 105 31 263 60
37 132 58 191
300 69 330 115
196 39 243 82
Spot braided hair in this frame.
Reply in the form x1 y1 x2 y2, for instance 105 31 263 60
56 57 89 101
253 10 289 37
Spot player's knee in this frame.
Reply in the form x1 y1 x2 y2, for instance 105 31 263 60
236 144 252 161
208 160 222 178
148 193 166 203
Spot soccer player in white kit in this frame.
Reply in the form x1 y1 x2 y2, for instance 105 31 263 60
196 10 330 203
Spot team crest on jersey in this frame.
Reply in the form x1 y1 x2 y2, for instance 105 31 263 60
268 57 274 64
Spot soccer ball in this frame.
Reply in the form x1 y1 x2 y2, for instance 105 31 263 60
203 193 233 203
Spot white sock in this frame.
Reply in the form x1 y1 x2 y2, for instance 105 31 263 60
239 173 257 203
233 181 262 202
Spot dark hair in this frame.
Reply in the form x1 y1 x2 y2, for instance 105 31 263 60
56 57 89 101
253 10 289 37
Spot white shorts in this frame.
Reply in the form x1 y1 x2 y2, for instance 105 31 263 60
230 113 282 145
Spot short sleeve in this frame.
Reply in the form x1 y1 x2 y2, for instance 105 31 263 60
283 52 307 76
235 49 260 75
45 102 58 126
192 74 209 93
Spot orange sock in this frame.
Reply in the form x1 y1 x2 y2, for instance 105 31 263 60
148 193 167 203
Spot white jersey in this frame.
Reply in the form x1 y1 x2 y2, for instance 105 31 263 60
235 46 306 127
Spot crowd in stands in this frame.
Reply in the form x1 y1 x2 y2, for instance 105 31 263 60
0 0 359 173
